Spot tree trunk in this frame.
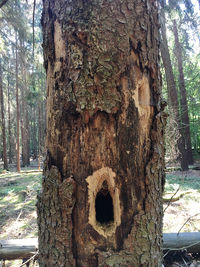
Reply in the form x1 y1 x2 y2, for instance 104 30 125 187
0 59 8 170
7 71 12 164
15 33 21 172
160 9 188 171
37 1 166 266
38 103 41 171
20 40 30 167
173 19 193 165
32 106 37 159
41 76 46 152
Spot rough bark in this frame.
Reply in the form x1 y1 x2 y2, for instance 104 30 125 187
37 0 166 266
15 33 21 172
173 20 193 165
0 59 8 170
160 10 188 171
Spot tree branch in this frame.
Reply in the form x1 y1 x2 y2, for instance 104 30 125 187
18 252 39 267
177 213 200 235
163 186 180 213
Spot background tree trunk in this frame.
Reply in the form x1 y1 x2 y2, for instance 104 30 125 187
31 106 37 159
37 0 166 266
20 40 30 167
15 33 21 172
160 9 188 171
173 19 193 165
0 59 8 170
7 71 12 164
38 103 41 170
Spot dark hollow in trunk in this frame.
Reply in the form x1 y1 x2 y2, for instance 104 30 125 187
95 183 114 224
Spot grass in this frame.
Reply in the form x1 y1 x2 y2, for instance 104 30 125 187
0 170 42 240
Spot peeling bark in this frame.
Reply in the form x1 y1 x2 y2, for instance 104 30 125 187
37 0 166 266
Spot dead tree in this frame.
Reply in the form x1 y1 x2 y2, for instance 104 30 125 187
37 0 166 266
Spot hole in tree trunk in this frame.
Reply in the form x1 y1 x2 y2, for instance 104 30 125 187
95 181 114 224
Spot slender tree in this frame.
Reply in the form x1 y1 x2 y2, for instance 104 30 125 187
7 69 12 164
173 19 194 165
0 58 8 170
38 100 42 170
20 39 30 167
15 32 20 172
160 5 188 170
37 0 166 266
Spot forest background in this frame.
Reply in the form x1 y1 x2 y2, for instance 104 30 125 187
0 0 200 266
0 0 200 171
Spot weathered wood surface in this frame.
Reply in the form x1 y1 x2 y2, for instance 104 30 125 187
0 238 38 260
163 232 200 253
39 0 165 265
1 233 200 260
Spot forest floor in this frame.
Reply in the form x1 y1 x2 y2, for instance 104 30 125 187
0 167 41 267
0 164 200 266
163 165 200 267
163 168 200 233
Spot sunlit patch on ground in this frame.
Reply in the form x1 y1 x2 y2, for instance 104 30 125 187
0 169 41 266
163 170 200 233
